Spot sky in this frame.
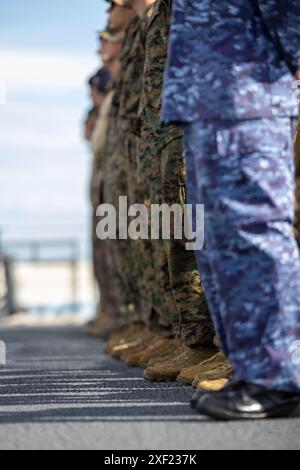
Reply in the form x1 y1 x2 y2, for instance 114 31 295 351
0 0 108 255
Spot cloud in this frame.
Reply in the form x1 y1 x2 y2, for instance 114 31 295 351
0 101 85 150
0 48 95 231
0 49 99 95
0 48 96 151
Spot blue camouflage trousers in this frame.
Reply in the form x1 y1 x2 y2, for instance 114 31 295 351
183 117 300 392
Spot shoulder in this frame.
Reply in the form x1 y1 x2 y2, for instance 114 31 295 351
147 0 171 29
151 0 172 17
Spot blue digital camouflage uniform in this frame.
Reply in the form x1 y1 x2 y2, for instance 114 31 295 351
162 0 300 392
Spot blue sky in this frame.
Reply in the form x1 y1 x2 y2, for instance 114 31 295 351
0 0 107 52
0 0 107 251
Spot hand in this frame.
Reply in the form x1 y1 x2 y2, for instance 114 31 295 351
296 71 300 80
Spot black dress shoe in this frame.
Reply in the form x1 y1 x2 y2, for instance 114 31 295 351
191 389 208 409
193 381 300 421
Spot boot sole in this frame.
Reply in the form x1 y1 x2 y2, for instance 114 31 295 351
123 360 141 367
177 375 194 385
139 354 170 369
144 371 179 382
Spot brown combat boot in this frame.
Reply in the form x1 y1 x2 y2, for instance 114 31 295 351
144 346 216 382
86 314 122 339
137 337 179 368
120 330 156 363
123 336 176 367
104 323 145 355
111 328 154 359
192 354 233 388
192 359 233 388
146 338 183 367
177 351 227 385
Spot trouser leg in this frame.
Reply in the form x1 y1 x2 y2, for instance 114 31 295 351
184 117 300 391
159 137 215 346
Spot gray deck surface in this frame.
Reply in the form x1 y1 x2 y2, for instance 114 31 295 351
0 326 299 450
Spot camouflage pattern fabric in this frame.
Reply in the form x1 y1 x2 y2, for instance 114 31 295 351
90 98 121 319
183 117 300 391
294 119 300 246
162 0 299 123
102 16 154 323
91 212 121 318
117 14 154 324
138 0 215 345
112 8 180 333
103 103 142 322
161 0 300 389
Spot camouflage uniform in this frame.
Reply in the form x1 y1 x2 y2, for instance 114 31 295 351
294 119 300 245
137 0 215 346
103 17 148 322
163 0 300 391
91 91 122 319
117 12 154 325
112 8 179 333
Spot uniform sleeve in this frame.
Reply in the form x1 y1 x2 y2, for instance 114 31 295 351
256 0 300 74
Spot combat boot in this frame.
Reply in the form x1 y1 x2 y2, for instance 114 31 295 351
123 336 175 367
137 337 180 368
120 330 156 363
192 355 233 388
177 351 228 385
86 314 122 339
146 338 184 367
112 328 154 359
144 346 216 382
104 323 145 355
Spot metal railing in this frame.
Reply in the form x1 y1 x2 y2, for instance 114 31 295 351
0 254 18 316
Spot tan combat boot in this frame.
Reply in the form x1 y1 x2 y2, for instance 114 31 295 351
192 355 233 388
111 328 154 359
119 330 156 363
138 337 179 368
123 336 175 368
104 323 145 355
177 351 227 385
86 314 122 339
146 338 184 368
144 346 216 382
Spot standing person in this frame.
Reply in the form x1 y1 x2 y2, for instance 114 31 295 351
131 0 218 383
87 1 135 338
101 11 161 357
84 70 113 337
98 22 155 349
84 106 99 143
105 0 217 376
106 0 161 362
163 1 300 420
106 0 179 363
86 68 123 338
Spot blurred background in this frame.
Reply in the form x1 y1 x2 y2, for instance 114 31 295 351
0 0 107 325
